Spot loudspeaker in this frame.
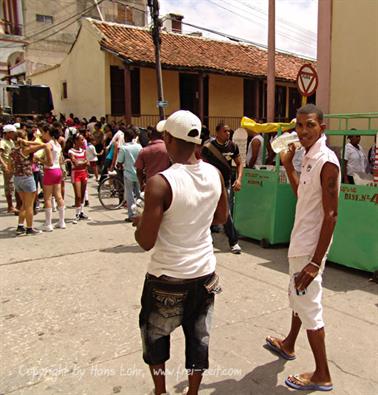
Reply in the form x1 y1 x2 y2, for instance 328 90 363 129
11 85 53 114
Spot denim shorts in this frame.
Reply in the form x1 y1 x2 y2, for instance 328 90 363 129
14 175 36 193
139 272 220 370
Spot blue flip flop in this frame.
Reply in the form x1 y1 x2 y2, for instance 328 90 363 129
285 374 333 391
265 336 296 360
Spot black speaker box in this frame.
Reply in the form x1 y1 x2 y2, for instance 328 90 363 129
11 85 53 114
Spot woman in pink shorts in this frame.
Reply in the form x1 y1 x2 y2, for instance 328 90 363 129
41 124 66 231
68 133 89 223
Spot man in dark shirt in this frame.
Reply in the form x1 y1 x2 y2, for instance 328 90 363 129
202 122 243 254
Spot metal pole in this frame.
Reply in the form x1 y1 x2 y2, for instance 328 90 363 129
267 0 275 122
148 0 165 120
93 0 104 21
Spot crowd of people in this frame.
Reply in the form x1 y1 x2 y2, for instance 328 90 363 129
0 113 161 235
0 112 244 254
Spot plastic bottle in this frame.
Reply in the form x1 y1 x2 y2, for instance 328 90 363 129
271 132 300 154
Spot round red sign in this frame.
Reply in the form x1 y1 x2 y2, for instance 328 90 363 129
296 64 318 97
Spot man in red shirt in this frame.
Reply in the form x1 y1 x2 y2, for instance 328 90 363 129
135 126 170 191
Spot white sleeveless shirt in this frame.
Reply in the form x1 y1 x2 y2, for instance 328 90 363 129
289 135 340 258
148 160 222 279
45 140 62 169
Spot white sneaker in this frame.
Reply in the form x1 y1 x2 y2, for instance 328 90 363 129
72 214 80 224
231 243 242 254
41 224 53 232
54 222 66 229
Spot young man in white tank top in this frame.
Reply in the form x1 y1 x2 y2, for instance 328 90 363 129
134 110 228 395
265 104 340 392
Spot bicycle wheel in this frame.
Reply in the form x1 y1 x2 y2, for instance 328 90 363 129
98 176 125 210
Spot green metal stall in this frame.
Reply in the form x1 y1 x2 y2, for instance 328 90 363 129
234 168 296 247
325 113 378 273
234 120 297 247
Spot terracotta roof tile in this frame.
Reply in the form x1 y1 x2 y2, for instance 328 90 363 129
90 20 315 82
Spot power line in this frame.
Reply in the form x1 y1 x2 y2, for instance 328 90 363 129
213 0 316 48
208 0 316 49
238 0 317 38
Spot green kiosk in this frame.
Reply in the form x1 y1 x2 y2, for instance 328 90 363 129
233 113 378 274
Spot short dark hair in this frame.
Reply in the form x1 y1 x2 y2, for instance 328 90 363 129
297 104 324 122
124 128 135 142
215 122 225 132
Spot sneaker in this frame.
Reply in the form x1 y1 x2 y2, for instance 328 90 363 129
148 391 170 395
79 212 89 220
16 225 26 236
41 224 54 232
26 228 42 236
230 243 242 254
54 222 66 229
72 214 80 224
84 200 89 207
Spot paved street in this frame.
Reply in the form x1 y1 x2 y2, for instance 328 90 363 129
1 179 377 395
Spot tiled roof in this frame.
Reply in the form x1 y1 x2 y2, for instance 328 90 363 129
90 19 315 82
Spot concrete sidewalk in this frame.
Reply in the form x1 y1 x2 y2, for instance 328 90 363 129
1 179 377 395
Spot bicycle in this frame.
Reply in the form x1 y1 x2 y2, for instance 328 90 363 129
98 170 125 210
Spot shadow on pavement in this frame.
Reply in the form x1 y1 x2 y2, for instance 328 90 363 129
100 244 143 254
0 226 16 239
86 219 125 226
173 357 313 395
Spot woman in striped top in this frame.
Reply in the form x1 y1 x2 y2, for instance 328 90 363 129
68 133 89 223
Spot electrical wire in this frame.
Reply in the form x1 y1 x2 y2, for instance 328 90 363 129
228 0 317 44
208 0 316 49
237 0 317 38
213 0 316 48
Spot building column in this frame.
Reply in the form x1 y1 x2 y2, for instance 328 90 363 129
316 0 332 118
124 65 132 124
267 0 275 122
198 72 204 122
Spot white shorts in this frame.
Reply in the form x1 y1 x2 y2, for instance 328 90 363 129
288 255 326 331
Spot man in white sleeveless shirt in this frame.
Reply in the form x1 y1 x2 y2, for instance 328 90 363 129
134 110 228 395
266 104 340 392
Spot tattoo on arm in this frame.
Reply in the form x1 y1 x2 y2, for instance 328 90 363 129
326 175 338 198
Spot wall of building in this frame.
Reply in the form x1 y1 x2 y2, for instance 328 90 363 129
209 74 243 117
30 20 107 118
139 68 180 115
328 0 378 151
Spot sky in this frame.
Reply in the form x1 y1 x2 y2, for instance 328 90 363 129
158 0 318 59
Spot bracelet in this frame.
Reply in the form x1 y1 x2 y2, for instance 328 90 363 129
309 261 320 269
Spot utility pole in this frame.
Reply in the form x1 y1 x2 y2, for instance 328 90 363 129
267 0 275 122
148 0 165 120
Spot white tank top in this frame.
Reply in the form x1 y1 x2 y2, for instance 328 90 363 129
246 134 264 167
148 160 222 279
45 140 62 169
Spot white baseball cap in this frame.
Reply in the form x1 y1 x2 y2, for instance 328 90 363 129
3 124 17 133
156 110 202 145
